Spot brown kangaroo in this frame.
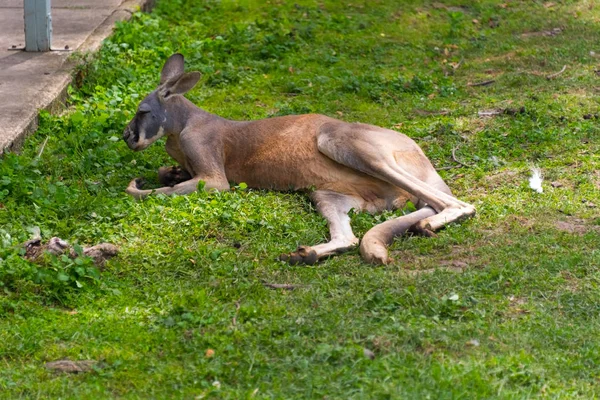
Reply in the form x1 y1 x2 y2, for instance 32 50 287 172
123 54 475 265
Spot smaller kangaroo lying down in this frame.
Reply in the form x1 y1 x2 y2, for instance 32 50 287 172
123 54 475 265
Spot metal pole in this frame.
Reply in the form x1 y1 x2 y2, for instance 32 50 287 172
24 0 52 51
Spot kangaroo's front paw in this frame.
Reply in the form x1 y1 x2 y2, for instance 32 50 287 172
125 178 145 198
279 245 318 265
129 178 145 189
158 166 192 187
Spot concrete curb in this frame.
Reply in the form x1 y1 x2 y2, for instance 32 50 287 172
0 0 154 154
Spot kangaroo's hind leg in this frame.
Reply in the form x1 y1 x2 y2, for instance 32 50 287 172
360 206 437 265
316 123 475 263
280 190 361 265
317 124 472 212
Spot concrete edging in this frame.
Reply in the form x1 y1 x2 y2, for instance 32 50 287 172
0 0 154 154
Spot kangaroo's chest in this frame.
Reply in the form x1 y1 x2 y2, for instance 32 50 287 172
166 135 198 174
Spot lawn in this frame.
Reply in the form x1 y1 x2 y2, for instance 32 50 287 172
1 0 600 398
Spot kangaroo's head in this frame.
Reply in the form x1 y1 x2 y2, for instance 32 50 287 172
123 54 201 151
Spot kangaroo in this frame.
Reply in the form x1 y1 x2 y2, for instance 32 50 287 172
123 54 475 265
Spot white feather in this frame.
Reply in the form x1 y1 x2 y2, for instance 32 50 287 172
529 168 543 193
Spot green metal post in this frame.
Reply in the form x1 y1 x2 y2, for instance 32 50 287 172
24 0 52 51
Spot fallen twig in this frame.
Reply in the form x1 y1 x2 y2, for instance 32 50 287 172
454 57 464 70
262 281 303 290
232 300 240 326
444 57 464 76
478 109 504 117
451 146 474 168
521 28 562 38
546 65 566 80
478 107 526 118
437 164 461 171
467 79 495 87
36 136 49 158
413 109 451 116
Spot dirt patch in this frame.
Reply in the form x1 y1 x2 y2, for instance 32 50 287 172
506 295 530 317
503 215 537 232
483 169 520 190
508 296 527 306
560 270 582 293
554 218 599 235
489 215 598 236
402 265 465 276
45 359 98 374
370 336 393 352
520 28 562 38
395 244 484 276
481 51 517 63
438 259 470 271
430 3 471 13
458 117 487 136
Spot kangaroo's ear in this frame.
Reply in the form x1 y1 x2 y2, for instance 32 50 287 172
160 54 185 84
161 72 201 98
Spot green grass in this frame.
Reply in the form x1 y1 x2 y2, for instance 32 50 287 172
2 0 600 398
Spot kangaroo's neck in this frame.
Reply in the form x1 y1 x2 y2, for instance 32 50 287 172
165 96 230 136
